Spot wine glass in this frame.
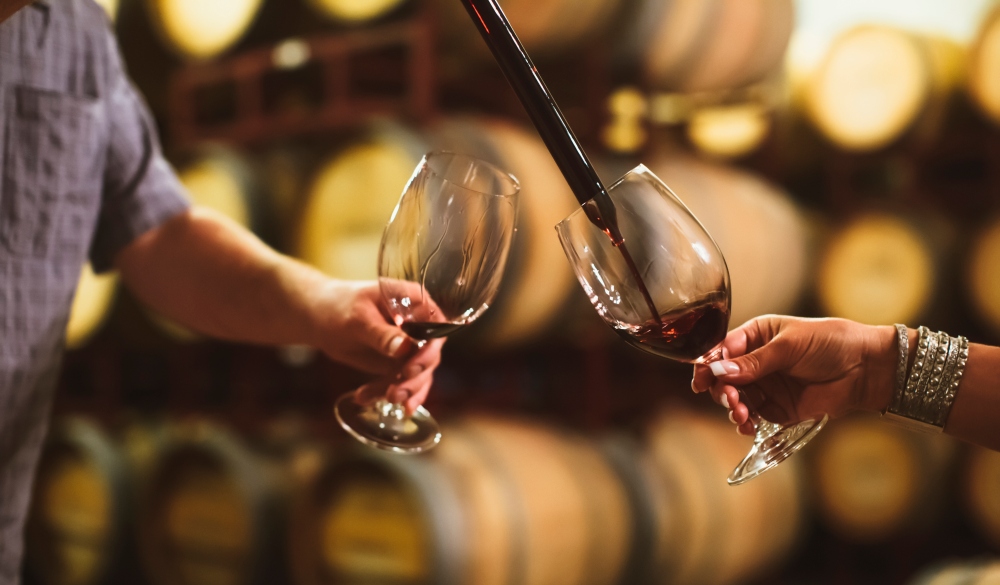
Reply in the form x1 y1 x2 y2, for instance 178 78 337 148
555 165 827 485
335 151 520 453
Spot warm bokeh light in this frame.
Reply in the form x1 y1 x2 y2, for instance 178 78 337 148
148 0 264 60
65 265 118 350
306 0 406 23
789 0 996 73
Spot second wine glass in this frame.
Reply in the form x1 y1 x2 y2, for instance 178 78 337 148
335 151 520 453
555 164 827 484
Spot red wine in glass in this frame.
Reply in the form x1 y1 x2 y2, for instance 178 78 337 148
399 321 468 340
619 293 731 363
556 166 828 486
335 152 519 454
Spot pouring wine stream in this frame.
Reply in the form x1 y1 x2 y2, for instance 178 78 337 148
459 0 829 486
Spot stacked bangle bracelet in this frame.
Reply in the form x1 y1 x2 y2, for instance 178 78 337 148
883 325 969 433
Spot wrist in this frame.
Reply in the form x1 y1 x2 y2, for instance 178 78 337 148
860 324 901 413
281 257 337 349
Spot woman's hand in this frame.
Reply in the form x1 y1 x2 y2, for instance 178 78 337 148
691 316 897 435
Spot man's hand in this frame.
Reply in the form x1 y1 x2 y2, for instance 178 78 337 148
117 208 445 411
309 280 445 413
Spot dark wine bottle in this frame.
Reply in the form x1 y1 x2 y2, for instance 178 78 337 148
458 0 662 323
457 0 621 242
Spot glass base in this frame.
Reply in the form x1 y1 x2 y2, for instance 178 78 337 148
728 415 828 486
334 393 441 454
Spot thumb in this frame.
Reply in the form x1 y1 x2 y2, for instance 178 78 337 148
708 339 792 384
365 318 415 359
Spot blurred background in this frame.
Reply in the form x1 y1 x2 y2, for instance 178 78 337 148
31 1 1000 584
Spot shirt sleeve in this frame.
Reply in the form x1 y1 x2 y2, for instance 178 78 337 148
88 23 190 273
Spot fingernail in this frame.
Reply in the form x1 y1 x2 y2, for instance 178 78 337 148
691 378 699 393
388 336 405 356
728 410 737 424
720 394 729 409
403 364 424 379
710 360 739 376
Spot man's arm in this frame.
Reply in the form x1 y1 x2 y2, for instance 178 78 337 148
0 0 32 23
86 9 440 410
115 206 439 382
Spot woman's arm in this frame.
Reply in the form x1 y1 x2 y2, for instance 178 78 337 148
692 316 1000 452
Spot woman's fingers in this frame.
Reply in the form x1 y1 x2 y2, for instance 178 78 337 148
692 364 714 393
731 401 750 426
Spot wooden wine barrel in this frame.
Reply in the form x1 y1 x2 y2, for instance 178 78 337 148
24 417 132 585
65 264 118 350
258 147 316 255
294 123 426 283
616 0 794 92
429 117 579 350
434 0 625 62
139 421 288 585
646 151 809 327
147 145 265 342
642 409 804 585
808 414 955 543
289 416 632 585
176 145 264 231
116 416 175 487
966 217 1000 336
968 7 1000 126
802 25 963 151
304 0 408 25
911 561 1000 585
144 0 264 60
963 446 1000 549
817 212 944 326
598 435 678 585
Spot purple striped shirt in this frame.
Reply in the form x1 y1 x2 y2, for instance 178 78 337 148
0 2 189 581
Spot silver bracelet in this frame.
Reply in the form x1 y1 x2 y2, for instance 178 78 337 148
915 331 950 424
883 325 968 433
932 335 968 427
906 326 939 416
891 323 908 409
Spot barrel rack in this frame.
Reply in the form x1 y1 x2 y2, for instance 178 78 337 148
166 15 436 149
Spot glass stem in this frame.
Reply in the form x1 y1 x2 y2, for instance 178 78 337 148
735 394 783 442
